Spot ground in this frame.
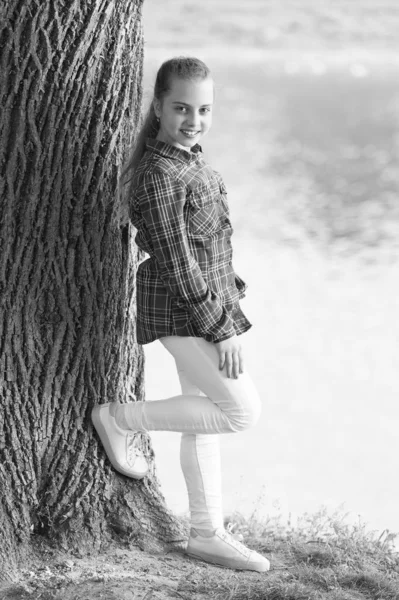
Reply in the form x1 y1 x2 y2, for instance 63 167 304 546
3 514 399 600
2 536 270 600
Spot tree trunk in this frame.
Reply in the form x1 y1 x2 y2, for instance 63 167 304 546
0 0 184 584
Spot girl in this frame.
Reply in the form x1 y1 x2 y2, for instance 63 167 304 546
92 57 270 573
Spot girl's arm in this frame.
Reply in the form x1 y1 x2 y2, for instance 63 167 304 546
136 171 236 344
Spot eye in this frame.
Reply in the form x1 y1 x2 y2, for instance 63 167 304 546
200 107 211 114
175 106 188 113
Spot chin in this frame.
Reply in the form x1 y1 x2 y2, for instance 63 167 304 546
177 140 197 149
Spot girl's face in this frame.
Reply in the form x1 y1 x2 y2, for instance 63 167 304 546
154 76 214 150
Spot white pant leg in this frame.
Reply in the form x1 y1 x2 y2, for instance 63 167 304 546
176 365 224 530
130 336 261 434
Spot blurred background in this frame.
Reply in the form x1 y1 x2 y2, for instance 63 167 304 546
140 0 399 539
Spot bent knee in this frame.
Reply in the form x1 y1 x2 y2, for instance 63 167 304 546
228 392 262 432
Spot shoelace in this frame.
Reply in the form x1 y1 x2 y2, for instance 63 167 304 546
220 526 250 557
127 433 144 466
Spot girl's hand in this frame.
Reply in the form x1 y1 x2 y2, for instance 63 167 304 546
215 335 244 379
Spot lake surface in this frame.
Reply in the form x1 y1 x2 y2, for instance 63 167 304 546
140 2 399 540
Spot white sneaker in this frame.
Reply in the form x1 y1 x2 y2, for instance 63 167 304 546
187 528 270 572
91 403 149 479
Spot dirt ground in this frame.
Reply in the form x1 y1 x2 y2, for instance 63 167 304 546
2 538 275 600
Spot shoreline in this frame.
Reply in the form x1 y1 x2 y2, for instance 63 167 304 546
144 46 399 68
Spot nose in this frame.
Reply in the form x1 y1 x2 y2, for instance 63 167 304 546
186 110 201 129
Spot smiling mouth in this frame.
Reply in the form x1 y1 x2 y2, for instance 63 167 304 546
181 130 200 137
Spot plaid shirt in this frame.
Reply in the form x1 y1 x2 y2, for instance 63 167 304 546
129 138 252 344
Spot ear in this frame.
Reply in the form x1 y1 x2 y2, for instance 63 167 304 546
153 98 161 118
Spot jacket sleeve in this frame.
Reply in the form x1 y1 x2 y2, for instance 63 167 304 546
135 171 236 343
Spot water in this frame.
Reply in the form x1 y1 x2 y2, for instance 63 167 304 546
140 3 399 538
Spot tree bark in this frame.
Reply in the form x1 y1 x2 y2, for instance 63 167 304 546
0 0 184 584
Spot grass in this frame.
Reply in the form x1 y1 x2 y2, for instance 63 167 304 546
184 507 399 600
170 502 399 600
2 507 398 599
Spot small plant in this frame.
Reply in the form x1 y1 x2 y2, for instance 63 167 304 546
217 503 399 600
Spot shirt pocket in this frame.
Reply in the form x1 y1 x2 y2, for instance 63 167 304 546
212 171 230 216
187 183 220 237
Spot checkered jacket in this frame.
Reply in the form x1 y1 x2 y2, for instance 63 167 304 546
129 139 251 344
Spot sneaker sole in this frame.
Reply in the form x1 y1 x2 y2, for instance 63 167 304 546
91 405 148 479
186 549 270 573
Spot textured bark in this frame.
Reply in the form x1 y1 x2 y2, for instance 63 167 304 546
0 0 184 584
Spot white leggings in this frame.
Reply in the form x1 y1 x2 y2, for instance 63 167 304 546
124 336 261 529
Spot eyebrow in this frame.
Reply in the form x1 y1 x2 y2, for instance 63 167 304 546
171 101 213 107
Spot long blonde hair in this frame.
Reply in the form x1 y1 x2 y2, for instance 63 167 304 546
118 56 211 225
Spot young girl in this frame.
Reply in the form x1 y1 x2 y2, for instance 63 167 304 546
92 57 270 573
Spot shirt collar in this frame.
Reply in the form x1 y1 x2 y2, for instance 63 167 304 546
145 138 202 163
